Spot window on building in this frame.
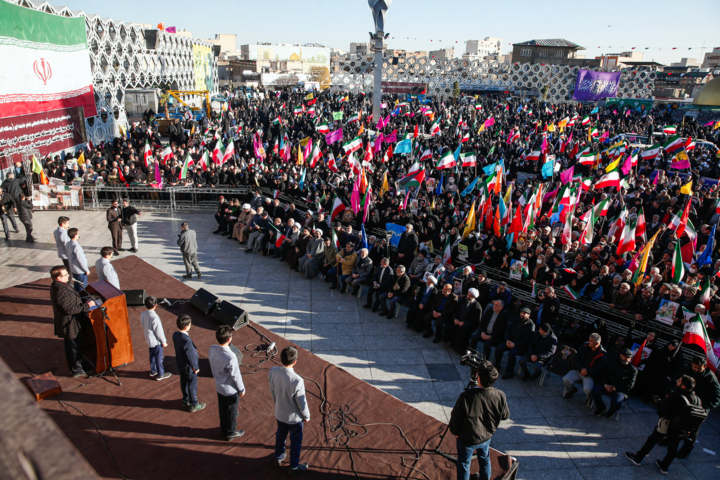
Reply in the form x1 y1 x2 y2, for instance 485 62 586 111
520 48 531 57
538 50 549 58
556 50 565 58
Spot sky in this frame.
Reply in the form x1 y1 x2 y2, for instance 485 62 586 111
69 0 720 65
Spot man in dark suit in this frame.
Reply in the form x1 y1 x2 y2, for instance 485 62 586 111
106 198 123 255
426 283 459 342
495 305 536 379
346 248 373 295
363 257 393 310
172 315 206 412
396 224 419 268
449 288 483 352
406 275 438 332
473 300 508 361
49 265 95 377
377 265 411 318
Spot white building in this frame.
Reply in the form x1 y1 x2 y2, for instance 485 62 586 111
241 43 330 74
429 47 455 59
464 37 502 59
702 47 720 70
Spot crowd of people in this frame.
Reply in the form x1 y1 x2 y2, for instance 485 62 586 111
31 85 720 474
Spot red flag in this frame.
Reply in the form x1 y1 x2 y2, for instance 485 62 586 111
493 206 501 237
631 339 647 367
508 205 523 241
413 124 418 138
275 234 286 248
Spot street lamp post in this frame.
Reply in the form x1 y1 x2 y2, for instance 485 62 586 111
369 1 392 126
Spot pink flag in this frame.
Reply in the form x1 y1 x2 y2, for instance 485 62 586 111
670 159 691 169
325 128 343 145
153 161 163 189
560 166 574 184
704 121 714 127
599 131 609 141
384 130 397 143
351 176 361 214
543 189 559 202
165 26 176 33
303 138 312 159
374 133 384 153
621 155 633 175
540 135 548 153
484 117 495 128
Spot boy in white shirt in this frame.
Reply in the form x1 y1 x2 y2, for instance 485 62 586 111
140 296 171 381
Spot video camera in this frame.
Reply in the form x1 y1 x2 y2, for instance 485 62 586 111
460 348 493 388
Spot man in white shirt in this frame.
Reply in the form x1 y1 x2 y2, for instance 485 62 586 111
65 228 89 293
269 346 310 476
209 326 246 441
95 247 120 290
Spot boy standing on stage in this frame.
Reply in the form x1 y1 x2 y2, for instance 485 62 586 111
140 296 171 381
172 315 206 412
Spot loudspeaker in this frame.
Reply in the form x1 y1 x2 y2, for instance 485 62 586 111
229 344 244 365
145 30 160 50
123 289 147 307
212 301 249 330
190 288 220 315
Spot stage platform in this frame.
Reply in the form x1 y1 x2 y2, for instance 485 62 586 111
0 255 517 479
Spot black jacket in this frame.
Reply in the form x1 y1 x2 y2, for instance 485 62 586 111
528 330 558 363
573 343 608 381
121 204 141 225
373 266 394 292
17 199 33 222
389 273 411 299
673 365 720 410
478 308 508 341
397 231 419 257
600 358 638 395
450 387 510 445
505 317 536 351
658 388 702 432
430 292 458 320
172 331 199 376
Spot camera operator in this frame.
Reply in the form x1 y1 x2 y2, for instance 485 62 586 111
449 360 510 480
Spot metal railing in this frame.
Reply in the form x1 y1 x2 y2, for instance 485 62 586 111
84 185 253 211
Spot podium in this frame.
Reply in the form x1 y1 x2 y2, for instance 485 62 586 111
84 281 134 372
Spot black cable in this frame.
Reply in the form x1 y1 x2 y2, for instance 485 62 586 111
56 399 131 480
241 325 431 479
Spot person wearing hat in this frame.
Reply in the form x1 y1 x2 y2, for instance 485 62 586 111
299 229 326 278
231 203 256 243
106 198 124 255
245 209 269 254
519 322 557 382
405 275 438 332
447 288 483 353
488 281 512 307
589 347 637 418
328 242 357 293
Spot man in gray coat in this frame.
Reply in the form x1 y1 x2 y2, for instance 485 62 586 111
177 222 201 279
269 346 310 475
54 216 71 277
95 247 120 290
65 228 89 293
346 248 373 296
298 229 325 278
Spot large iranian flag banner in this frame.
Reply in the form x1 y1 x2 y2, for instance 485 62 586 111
0 1 97 118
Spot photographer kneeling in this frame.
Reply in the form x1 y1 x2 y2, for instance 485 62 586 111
449 360 510 480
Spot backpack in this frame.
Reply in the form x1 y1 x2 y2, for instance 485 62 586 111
672 394 707 432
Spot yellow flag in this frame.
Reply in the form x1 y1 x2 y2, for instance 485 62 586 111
680 180 692 194
557 118 568 128
430 198 436 210
714 121 720 130
503 183 513 205
605 157 621 173
379 171 389 196
547 123 556 132
298 147 304 165
31 155 42 174
478 124 485 134
299 137 310 147
634 228 662 287
674 150 689 162
77 151 85 165
462 200 477 240
306 92 314 100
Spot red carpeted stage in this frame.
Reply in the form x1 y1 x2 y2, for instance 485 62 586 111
0 256 517 479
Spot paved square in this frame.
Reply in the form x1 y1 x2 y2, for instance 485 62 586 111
2 209 718 479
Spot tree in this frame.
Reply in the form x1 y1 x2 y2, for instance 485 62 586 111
309 66 332 90
540 84 550 102
452 81 460 99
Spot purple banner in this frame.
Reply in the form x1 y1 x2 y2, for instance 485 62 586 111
384 130 397 143
325 128 343 145
572 69 621 102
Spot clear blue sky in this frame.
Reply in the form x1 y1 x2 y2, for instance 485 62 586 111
71 0 719 65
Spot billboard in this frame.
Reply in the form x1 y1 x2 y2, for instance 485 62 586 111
0 1 96 119
193 45 214 91
0 107 85 171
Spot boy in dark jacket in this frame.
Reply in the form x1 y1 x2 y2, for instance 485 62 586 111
590 348 637 417
172 315 206 412
562 333 608 399
519 322 557 382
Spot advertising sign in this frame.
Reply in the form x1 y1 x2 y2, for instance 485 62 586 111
193 45 214 91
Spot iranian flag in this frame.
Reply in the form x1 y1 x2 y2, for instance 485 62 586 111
616 221 636 256
275 231 286 248
578 153 596 165
672 241 686 283
331 196 346 221
346 112 360 123
430 121 441 136
475 103 482 110
589 127 599 137
663 125 677 134
531 281 540 298
663 135 684 155
563 285 579 300
161 146 174 164
640 143 661 160
317 122 329 134
327 153 338 173
221 139 235 164
197 151 208 172
294 106 303 115
212 141 224 163
580 208 595 244
436 151 456 170
331 229 341 249
143 141 153 167
580 177 592 191
342 136 362 154
581 115 590 126
521 262 530 278
461 132 470 143
562 209 574 245
460 152 477 167
309 144 322 168
682 314 719 372
595 171 621 190
668 200 692 237
594 198 610 217
525 150 541 161
180 154 194 180
0 1 97 118
420 149 433 162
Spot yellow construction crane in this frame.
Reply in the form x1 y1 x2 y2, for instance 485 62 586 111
159 90 211 118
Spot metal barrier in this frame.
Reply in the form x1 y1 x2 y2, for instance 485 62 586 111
171 186 252 210
83 185 253 211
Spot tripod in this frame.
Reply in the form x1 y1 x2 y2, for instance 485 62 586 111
434 373 479 462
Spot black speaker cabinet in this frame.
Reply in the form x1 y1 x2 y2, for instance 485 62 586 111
229 344 244 365
190 288 219 315
123 289 147 307
212 301 249 330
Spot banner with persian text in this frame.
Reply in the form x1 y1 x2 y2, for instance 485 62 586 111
0 1 97 119
572 69 621 102
0 108 85 170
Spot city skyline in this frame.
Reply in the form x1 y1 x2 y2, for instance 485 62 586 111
57 0 720 65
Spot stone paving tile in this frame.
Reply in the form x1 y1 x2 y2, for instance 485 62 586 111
369 364 431 384
493 441 576 471
577 464 697 479
366 349 425 366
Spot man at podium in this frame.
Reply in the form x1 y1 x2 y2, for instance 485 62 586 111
49 265 95 377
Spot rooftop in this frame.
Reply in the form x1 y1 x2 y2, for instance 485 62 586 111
512 39 584 50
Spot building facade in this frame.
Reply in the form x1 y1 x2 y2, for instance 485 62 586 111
511 39 601 67
465 37 502 58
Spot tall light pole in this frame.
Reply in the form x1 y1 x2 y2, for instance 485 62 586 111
369 1 391 125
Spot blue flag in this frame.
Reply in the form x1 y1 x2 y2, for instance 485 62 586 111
461 176 480 197
395 139 412 154
385 223 405 247
498 195 507 220
391 106 402 116
359 224 368 251
541 159 554 178
453 144 462 161
483 162 497 176
436 174 443 195
697 224 716 266
591 107 599 114
549 204 565 224
298 168 306 191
